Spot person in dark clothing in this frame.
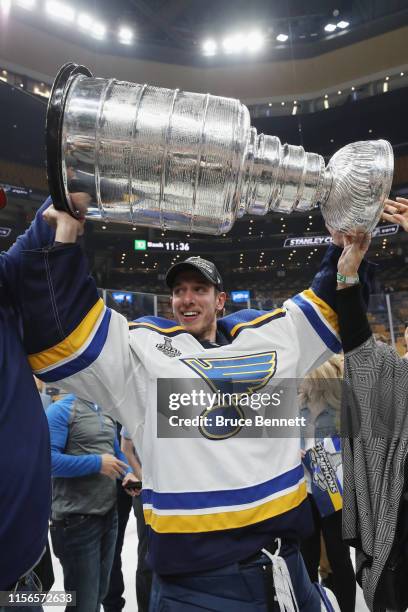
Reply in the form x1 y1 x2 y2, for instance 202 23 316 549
335 197 408 611
102 478 135 612
103 425 142 612
0 196 54 611
121 428 152 612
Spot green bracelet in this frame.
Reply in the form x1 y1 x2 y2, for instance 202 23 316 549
336 272 359 285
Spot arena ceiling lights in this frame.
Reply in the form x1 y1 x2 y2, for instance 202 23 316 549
324 20 350 33
202 30 265 56
118 26 133 45
77 13 105 40
43 1 115 42
45 0 74 23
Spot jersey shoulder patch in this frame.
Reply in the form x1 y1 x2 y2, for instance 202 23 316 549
218 308 286 339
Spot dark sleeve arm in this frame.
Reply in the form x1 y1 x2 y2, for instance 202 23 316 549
1 198 55 307
335 284 372 353
19 243 145 429
310 243 375 312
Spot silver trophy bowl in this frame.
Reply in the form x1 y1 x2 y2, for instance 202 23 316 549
46 63 393 235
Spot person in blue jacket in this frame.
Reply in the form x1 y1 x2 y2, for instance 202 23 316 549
46 394 139 612
0 195 54 610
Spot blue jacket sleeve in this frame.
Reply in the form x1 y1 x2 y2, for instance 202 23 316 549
114 436 132 476
310 243 375 311
47 394 102 478
1 198 54 306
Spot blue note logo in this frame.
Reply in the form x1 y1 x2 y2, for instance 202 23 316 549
182 352 277 439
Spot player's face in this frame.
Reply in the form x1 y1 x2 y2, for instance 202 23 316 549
171 271 226 341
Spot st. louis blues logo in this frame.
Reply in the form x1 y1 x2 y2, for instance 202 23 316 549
182 352 277 440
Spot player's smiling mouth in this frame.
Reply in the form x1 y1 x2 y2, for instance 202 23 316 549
180 310 200 321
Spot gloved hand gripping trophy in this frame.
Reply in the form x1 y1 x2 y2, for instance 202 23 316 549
46 63 394 234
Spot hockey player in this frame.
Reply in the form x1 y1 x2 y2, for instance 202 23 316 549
20 205 371 611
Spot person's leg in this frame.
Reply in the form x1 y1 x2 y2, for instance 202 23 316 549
148 543 322 612
0 571 44 612
50 515 102 612
99 507 119 608
280 545 322 611
148 564 269 612
300 495 321 583
134 494 152 612
103 485 132 612
321 510 356 612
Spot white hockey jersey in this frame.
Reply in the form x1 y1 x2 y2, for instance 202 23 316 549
23 242 345 574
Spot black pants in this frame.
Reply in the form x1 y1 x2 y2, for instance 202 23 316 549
301 496 356 612
134 494 152 612
103 483 152 612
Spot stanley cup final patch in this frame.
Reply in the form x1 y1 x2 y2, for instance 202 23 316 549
156 336 181 358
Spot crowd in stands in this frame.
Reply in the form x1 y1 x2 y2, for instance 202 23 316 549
106 270 408 356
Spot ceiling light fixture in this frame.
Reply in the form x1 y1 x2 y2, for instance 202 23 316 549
92 22 106 39
118 26 133 45
247 30 264 52
223 33 245 54
202 39 217 56
78 12 93 29
45 0 75 22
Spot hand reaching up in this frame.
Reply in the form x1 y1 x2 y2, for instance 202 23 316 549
382 197 408 232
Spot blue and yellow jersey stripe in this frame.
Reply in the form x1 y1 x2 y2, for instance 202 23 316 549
129 316 186 337
142 464 306 534
290 289 341 353
28 298 111 383
218 308 286 340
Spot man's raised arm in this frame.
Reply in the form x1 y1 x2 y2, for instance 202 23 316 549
283 229 373 377
1 197 54 306
19 207 145 431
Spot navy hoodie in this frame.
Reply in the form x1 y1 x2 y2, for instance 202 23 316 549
0 198 54 588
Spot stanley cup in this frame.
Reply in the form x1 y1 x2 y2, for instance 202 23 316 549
47 63 394 235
